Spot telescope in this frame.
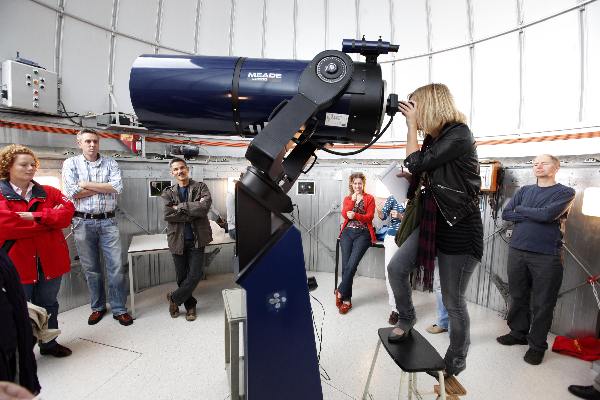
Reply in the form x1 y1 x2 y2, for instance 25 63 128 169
130 37 399 199
130 37 397 146
129 38 399 400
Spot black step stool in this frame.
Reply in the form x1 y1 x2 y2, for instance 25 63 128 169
362 327 447 400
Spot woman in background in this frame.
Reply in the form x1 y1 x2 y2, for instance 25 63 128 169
386 84 482 378
0 144 75 358
336 172 376 314
377 195 405 325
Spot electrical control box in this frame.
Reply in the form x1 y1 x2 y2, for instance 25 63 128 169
1 60 58 114
297 181 315 195
480 161 501 192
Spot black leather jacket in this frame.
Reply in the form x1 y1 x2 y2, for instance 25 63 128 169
404 123 481 226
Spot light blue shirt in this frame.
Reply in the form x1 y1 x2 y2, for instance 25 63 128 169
61 154 123 214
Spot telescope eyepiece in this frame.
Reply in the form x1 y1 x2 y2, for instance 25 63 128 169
342 36 399 63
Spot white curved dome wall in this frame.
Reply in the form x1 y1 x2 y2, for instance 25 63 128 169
1 0 599 152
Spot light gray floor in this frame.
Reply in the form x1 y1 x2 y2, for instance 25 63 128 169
36 271 593 400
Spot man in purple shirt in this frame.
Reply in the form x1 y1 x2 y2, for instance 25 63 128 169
496 154 575 365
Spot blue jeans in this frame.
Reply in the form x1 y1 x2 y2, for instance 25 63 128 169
388 227 478 375
72 217 127 316
338 228 371 300
438 251 478 375
22 274 62 350
171 241 205 309
434 266 449 329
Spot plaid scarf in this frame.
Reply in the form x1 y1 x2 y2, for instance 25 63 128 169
415 187 437 291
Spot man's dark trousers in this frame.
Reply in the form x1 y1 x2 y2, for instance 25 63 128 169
506 247 563 352
171 240 205 310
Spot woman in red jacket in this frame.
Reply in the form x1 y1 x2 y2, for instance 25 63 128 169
335 172 376 314
0 144 75 358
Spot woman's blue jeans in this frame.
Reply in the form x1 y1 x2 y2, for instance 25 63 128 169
337 228 371 300
387 227 479 375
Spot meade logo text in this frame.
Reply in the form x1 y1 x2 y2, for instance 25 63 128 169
247 72 282 82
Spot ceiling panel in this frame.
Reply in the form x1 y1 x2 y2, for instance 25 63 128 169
430 48 471 126
0 0 56 71
113 37 153 114
117 0 160 43
231 0 264 57
429 0 469 51
472 33 520 137
391 0 428 58
60 18 110 113
197 0 232 56
296 0 326 59
263 0 294 59
521 12 580 131
160 0 197 53
65 0 112 29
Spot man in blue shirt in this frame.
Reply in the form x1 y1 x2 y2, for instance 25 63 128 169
496 154 575 365
62 129 132 326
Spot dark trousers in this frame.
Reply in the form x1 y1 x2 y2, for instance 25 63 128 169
337 228 371 300
507 247 564 352
171 240 205 310
22 275 63 350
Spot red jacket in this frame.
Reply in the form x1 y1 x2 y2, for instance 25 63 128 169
339 192 376 243
0 180 75 284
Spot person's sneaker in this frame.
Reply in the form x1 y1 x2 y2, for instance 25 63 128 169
88 309 107 325
496 333 527 346
166 292 179 318
523 348 544 365
113 313 134 326
388 311 399 325
426 324 448 334
40 343 72 358
186 306 197 322
568 385 600 400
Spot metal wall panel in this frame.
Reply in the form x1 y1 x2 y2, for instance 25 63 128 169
358 0 391 42
429 0 470 50
60 18 111 114
390 0 429 58
588 2 600 125
160 0 197 53
196 0 233 55
522 0 579 23
0 0 57 70
263 0 295 59
112 37 154 115
295 0 326 59
471 0 517 40
430 48 472 124
116 0 160 42
230 0 264 58
521 12 580 131
471 33 521 137
64 0 113 28
326 0 357 55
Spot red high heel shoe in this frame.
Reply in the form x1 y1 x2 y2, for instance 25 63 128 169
339 301 352 314
335 290 342 308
